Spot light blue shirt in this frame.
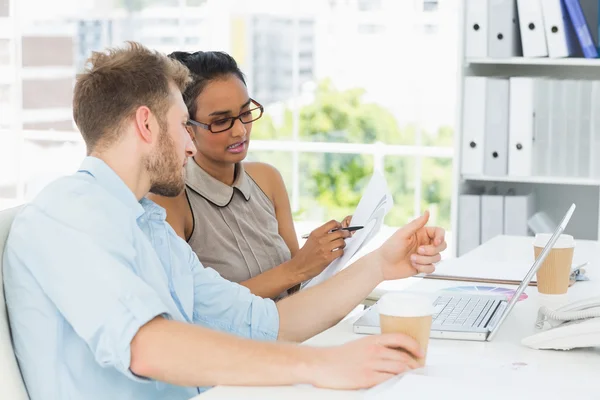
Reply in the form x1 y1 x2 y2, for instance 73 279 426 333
3 157 279 400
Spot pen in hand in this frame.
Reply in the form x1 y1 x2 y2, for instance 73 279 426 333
301 226 364 240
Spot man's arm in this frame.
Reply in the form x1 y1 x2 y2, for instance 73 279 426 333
277 212 446 343
130 316 423 389
130 317 312 387
276 251 382 342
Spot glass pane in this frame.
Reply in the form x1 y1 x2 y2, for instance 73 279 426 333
22 139 86 201
250 103 293 141
185 0 207 6
383 156 416 227
0 85 10 129
297 152 374 222
421 125 454 148
251 16 314 105
0 39 9 65
314 1 458 146
420 157 452 232
0 0 8 17
298 80 411 144
0 133 18 208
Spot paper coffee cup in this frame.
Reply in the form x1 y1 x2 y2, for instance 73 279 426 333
378 292 434 365
533 234 575 295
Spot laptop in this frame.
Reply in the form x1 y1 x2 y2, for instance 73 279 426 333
353 203 576 341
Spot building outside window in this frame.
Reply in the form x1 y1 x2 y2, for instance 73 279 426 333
0 0 458 254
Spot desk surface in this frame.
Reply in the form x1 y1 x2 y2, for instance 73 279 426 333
195 235 600 399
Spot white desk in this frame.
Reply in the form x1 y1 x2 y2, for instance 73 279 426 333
195 236 600 399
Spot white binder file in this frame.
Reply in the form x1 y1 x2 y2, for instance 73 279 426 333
458 194 481 256
517 0 549 57
488 0 522 58
590 81 600 178
504 191 535 236
533 78 551 176
549 79 567 177
509 77 537 176
577 81 593 178
564 80 579 177
484 78 510 176
465 0 488 58
461 77 486 176
540 0 575 58
481 194 504 243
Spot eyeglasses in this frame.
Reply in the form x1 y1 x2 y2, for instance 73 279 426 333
186 99 264 134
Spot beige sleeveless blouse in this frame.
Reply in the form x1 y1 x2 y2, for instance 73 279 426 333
184 160 292 286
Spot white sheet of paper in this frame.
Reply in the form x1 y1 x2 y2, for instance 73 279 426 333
363 371 581 400
301 171 393 289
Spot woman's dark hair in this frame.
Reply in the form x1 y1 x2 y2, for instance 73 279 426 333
168 51 246 118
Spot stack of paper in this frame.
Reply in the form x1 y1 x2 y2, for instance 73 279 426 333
301 171 393 289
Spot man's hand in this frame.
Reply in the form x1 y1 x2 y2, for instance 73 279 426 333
308 334 423 390
374 210 446 281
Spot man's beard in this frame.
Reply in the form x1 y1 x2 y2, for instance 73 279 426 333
146 127 185 197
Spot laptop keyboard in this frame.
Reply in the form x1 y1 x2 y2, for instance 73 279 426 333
433 296 497 328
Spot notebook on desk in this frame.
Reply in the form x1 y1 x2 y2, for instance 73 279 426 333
419 259 579 287
421 259 538 285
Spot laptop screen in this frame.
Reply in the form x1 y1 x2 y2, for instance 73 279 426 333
487 203 575 340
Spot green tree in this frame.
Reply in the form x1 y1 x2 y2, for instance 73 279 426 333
118 0 147 12
251 79 453 229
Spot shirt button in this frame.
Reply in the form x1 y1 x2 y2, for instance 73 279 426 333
156 238 163 246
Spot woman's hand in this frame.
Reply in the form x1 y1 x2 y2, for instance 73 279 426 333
341 215 352 228
341 215 360 236
291 220 351 281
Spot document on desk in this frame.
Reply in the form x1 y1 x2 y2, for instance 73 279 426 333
301 171 393 289
365 374 506 400
421 257 538 285
364 372 579 400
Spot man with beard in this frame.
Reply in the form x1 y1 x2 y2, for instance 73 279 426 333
3 42 447 400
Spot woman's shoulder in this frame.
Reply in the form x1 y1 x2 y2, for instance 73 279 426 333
243 162 285 201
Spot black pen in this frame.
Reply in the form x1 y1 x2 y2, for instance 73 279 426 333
301 226 364 239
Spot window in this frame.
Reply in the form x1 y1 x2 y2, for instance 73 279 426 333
357 24 385 34
0 39 9 65
0 0 8 17
358 0 382 12
423 0 439 12
0 85 10 129
2 0 458 253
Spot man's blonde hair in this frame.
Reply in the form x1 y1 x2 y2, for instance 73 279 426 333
73 42 191 153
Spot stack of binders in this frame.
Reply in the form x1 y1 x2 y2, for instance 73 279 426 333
461 76 600 179
465 0 600 59
458 189 535 256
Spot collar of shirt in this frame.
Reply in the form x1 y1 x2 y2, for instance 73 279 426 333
77 156 146 220
185 159 251 207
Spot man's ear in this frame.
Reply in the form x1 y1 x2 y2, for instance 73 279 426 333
133 106 157 144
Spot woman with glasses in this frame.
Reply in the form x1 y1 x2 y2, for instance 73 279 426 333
148 50 351 299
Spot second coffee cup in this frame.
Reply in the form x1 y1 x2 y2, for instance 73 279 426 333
533 233 575 295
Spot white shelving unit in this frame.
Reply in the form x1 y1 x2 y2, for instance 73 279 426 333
467 57 600 67
450 0 600 257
